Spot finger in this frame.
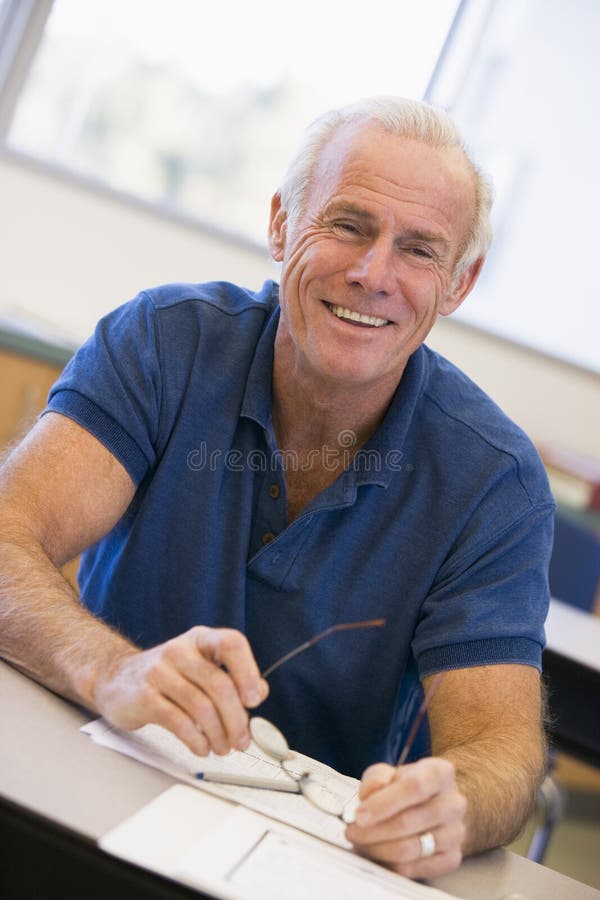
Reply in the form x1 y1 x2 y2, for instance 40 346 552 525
185 658 253 752
130 653 232 754
173 680 233 754
348 785 466 845
350 820 466 866
160 639 250 753
358 763 396 801
97 630 267 756
193 627 269 707
165 716 211 759
391 846 463 881
355 758 455 827
136 688 212 757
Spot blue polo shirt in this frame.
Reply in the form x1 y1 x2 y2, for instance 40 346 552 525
45 280 555 777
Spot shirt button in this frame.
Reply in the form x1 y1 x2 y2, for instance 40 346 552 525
268 484 281 499
262 532 276 545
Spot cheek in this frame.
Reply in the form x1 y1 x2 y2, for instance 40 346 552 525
286 233 351 280
280 240 316 297
281 241 346 312
400 267 447 315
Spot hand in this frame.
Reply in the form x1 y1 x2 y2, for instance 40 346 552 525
345 758 467 879
93 626 269 757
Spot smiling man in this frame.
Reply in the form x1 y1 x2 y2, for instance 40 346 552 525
0 97 554 880
269 117 484 522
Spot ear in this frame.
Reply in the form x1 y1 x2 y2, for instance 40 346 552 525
268 193 288 262
440 257 485 317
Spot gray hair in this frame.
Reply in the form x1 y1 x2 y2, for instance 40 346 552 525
278 96 494 276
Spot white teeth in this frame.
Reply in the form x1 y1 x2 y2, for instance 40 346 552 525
327 303 389 327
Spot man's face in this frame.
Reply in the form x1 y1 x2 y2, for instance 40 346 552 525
270 122 482 394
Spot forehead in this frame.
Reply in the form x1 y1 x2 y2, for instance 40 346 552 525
307 122 476 243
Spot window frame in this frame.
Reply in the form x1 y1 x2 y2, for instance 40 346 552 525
0 0 53 138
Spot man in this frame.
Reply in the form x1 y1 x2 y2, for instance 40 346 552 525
0 97 554 879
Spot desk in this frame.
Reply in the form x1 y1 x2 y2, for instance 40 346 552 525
544 599 600 767
1 662 598 900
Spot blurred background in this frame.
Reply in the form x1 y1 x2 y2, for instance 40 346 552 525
0 0 598 890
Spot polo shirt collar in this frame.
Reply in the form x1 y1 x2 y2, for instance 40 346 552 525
240 303 280 432
354 346 427 488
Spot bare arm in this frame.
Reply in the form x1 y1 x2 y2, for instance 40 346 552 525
346 663 546 878
0 412 137 692
0 413 267 754
429 664 545 854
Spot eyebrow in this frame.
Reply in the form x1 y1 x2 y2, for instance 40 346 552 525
325 203 450 248
325 202 376 222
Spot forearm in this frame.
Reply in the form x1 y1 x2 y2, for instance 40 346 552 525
0 527 137 710
347 666 546 879
439 729 546 855
0 525 269 759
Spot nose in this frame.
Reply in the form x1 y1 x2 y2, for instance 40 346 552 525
345 238 397 296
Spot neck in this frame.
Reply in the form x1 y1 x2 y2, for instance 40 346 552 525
272 345 401 454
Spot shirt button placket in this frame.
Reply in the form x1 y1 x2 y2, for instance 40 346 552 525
261 481 282 546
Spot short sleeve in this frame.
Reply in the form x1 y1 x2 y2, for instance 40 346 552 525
44 291 162 486
413 490 555 676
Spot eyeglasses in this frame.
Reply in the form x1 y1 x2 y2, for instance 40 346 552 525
249 715 357 821
203 618 443 822
250 618 387 822
250 661 443 821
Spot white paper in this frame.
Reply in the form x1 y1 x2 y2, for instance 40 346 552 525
178 805 456 900
100 785 457 900
82 718 358 847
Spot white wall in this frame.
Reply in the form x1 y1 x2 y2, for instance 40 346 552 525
1 151 598 459
0 151 276 343
427 319 600 458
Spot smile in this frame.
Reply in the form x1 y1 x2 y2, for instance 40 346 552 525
325 302 390 328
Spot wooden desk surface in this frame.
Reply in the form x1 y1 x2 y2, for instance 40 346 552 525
1 661 598 900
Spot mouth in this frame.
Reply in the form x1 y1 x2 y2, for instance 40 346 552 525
324 302 391 328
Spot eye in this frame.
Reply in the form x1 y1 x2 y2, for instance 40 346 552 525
409 246 434 259
332 220 362 236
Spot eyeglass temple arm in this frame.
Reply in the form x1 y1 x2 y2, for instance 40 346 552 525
396 671 444 766
261 618 386 679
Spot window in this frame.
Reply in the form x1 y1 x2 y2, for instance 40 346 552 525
427 0 600 373
2 0 459 244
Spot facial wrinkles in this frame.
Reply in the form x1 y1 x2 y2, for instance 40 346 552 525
312 186 458 288
313 133 473 268
278 223 326 330
282 216 447 334
323 203 453 302
346 182 458 258
283 220 328 284
278 225 446 389
282 137 471 330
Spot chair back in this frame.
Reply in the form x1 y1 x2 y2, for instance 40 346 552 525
548 510 600 612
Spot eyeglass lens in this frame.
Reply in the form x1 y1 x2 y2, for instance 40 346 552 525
250 717 351 819
249 716 291 762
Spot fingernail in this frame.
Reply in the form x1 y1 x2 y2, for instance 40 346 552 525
236 732 250 750
245 689 262 706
